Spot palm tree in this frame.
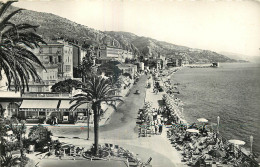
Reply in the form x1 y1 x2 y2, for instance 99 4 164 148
0 1 46 93
80 46 95 82
69 75 123 155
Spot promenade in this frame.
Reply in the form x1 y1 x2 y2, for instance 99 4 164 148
32 75 187 167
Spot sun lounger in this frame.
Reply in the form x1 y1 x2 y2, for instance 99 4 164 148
109 144 114 148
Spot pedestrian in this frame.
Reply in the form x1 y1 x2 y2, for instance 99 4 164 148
151 121 155 134
55 117 58 125
52 117 55 125
58 149 62 160
159 124 163 134
155 124 158 135
157 117 161 125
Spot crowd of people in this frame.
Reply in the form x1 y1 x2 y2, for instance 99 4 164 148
137 105 165 137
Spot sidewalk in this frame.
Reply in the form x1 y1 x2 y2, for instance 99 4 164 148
143 76 187 167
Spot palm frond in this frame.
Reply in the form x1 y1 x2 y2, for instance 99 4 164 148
0 9 23 31
0 1 17 18
69 100 90 111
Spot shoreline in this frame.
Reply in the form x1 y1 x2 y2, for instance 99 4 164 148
163 66 259 165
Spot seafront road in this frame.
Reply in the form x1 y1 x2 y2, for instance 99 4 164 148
38 75 186 167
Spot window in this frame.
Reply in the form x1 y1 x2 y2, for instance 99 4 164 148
65 65 71 72
57 48 61 54
39 112 45 116
58 56 62 63
38 87 42 92
26 111 37 117
49 56 53 63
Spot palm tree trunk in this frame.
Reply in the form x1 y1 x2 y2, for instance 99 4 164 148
93 105 99 155
19 133 24 158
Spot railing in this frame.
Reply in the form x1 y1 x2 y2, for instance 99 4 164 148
22 93 71 98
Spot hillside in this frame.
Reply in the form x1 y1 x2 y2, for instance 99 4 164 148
106 31 236 63
7 5 237 63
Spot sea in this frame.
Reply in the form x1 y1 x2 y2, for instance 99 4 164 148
171 63 260 155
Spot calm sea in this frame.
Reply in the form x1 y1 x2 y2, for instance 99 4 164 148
172 63 260 154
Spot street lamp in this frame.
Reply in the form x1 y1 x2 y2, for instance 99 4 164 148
87 109 90 140
250 135 253 154
217 116 220 134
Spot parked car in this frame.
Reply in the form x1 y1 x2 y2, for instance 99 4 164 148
135 90 140 94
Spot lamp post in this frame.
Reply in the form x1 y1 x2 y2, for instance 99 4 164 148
250 135 253 154
217 116 220 134
87 109 90 140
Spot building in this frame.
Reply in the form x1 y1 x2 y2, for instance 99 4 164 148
166 52 189 67
16 40 87 93
116 63 138 79
96 45 134 63
68 42 87 69
0 93 92 124
138 62 145 71
21 41 74 92
122 51 134 61
19 99 90 124
147 57 165 70
167 58 182 67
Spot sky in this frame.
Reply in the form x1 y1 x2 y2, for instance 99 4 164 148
13 0 260 60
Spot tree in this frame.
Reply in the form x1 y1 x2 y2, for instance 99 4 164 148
97 61 122 86
8 118 26 158
28 125 52 151
0 118 26 167
0 118 12 167
51 79 81 93
78 46 95 82
69 75 123 155
122 72 132 79
0 1 46 93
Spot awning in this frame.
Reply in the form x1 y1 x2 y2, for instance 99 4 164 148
20 100 59 109
58 100 90 110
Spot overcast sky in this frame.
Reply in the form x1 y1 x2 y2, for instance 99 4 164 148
14 0 260 59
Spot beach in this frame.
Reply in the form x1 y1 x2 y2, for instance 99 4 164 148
171 63 260 155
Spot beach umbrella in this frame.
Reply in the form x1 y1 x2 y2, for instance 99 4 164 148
197 118 208 123
6 130 13 135
186 129 199 133
228 139 245 146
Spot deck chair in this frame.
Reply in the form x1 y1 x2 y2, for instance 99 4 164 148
146 129 152 137
144 157 152 165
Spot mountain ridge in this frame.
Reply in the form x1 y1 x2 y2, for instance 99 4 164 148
7 4 237 63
